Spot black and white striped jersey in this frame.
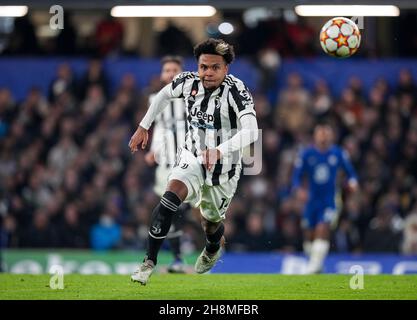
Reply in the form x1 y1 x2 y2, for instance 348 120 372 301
149 94 187 168
170 71 257 186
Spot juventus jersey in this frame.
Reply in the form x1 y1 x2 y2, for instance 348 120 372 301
149 94 187 168
170 71 257 186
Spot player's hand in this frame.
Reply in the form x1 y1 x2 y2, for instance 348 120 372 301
145 151 156 166
347 179 359 193
201 149 222 171
128 126 148 154
295 188 308 203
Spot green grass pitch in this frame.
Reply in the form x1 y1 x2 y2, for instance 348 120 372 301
0 274 416 300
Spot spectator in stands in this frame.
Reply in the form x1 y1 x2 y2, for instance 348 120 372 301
20 209 59 248
56 203 88 248
55 11 78 55
0 88 16 138
48 63 78 103
156 23 193 57
275 72 312 138
3 16 39 55
78 59 109 100
234 212 279 251
95 14 124 57
90 213 121 251
397 69 416 97
363 199 402 252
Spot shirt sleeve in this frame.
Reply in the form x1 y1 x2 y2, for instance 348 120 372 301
216 113 258 156
139 72 190 130
339 148 358 184
291 149 307 191
228 82 256 120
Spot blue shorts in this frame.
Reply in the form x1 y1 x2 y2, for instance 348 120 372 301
302 201 337 229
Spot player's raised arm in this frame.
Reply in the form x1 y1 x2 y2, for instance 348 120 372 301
129 72 187 153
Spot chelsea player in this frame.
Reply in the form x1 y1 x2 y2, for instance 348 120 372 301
291 122 358 274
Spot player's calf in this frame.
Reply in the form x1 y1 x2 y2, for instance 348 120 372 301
146 191 182 265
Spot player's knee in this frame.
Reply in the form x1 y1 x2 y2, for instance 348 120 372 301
166 179 188 201
315 223 330 239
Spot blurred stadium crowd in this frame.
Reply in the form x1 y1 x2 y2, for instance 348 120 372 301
1 57 417 256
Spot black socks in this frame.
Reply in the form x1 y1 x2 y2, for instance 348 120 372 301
146 191 182 265
205 223 225 254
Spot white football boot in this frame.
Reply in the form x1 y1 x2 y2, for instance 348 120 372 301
194 236 225 274
131 259 155 285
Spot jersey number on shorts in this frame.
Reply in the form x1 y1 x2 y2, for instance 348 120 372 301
219 197 230 211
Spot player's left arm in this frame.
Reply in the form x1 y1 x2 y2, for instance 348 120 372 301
339 148 359 193
202 83 258 170
216 84 258 156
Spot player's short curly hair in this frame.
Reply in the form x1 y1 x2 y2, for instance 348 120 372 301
193 38 235 65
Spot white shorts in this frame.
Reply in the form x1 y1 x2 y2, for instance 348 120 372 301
153 165 171 197
168 147 240 223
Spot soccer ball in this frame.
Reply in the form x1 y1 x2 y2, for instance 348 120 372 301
320 17 361 58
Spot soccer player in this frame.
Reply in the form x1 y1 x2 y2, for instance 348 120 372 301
291 123 358 274
129 38 259 285
144 55 189 273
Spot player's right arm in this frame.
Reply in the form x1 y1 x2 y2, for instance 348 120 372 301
145 120 165 165
339 147 359 193
129 72 188 153
291 148 308 200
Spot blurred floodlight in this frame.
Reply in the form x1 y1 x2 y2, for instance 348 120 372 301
295 5 400 16
0 6 28 17
111 6 216 17
283 9 297 23
243 7 276 28
218 22 234 35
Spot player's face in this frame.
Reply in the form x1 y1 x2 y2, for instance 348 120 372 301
314 126 333 148
160 62 182 85
198 54 228 90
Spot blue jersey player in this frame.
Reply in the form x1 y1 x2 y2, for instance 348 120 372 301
291 123 358 274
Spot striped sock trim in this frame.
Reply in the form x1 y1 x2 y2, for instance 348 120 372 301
162 195 180 209
160 197 178 212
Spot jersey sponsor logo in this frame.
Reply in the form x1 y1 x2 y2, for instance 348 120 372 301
180 163 189 169
314 164 330 184
190 121 215 130
190 108 214 122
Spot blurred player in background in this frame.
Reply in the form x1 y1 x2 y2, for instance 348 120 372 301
129 38 259 285
144 55 189 273
291 122 358 274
